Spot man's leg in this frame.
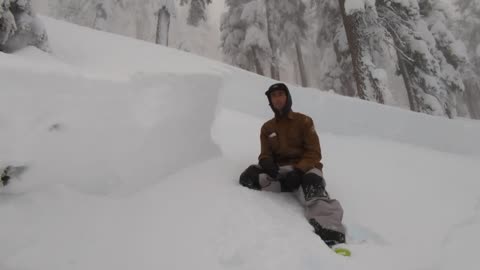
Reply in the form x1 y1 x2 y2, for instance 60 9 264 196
300 168 346 247
239 165 292 192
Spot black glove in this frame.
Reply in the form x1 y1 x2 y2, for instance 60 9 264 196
259 158 279 179
239 165 262 190
281 169 303 191
1 168 10 186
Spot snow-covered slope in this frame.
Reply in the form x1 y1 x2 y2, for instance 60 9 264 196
1 17 480 270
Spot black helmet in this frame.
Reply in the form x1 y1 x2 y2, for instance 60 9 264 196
265 83 289 97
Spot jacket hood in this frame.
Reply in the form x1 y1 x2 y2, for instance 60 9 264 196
265 83 292 117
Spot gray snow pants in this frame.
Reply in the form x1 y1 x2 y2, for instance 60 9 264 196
242 165 346 235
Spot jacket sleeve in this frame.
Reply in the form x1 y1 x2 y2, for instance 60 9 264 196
258 124 273 161
295 117 322 172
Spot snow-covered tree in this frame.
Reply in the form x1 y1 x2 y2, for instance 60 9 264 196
263 0 281 79
456 0 480 71
221 0 309 84
376 0 463 118
418 0 472 117
93 2 107 30
36 0 476 119
153 0 176 46
312 0 341 49
0 0 17 46
328 29 356 96
309 0 356 96
420 0 465 117
272 0 308 86
49 0 181 46
455 0 480 118
0 0 49 52
52 0 138 38
53 0 91 23
180 0 211 26
337 0 386 103
241 0 271 75
220 0 271 75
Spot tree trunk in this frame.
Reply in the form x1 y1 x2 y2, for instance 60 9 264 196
338 0 384 103
252 47 265 76
155 7 171 46
464 77 480 119
295 42 308 87
136 0 148 40
391 34 419 112
92 4 107 30
332 38 357 97
269 59 280 80
265 0 280 80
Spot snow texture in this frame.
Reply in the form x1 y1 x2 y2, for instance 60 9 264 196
344 0 375 14
1 16 480 270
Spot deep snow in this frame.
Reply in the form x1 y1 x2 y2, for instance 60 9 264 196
1 17 480 270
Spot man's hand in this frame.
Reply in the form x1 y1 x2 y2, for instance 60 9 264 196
281 169 303 191
1 167 11 186
259 158 279 179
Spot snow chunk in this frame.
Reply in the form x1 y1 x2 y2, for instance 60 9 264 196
345 0 374 14
240 0 260 24
0 71 222 195
391 0 420 10
244 26 270 52
423 93 444 116
451 40 468 61
372 68 395 105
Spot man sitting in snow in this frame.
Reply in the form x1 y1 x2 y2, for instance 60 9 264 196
239 83 346 247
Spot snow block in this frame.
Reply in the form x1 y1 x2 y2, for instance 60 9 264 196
0 69 222 195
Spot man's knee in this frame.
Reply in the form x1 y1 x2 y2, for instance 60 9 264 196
302 171 326 187
239 165 263 190
301 171 327 201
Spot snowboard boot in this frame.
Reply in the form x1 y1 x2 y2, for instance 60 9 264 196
309 218 346 247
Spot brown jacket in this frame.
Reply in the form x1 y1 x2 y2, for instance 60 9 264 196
258 111 323 172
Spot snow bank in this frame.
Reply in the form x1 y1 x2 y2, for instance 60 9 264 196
0 59 222 195
220 74 480 157
214 108 480 270
1 16 480 270
30 17 480 158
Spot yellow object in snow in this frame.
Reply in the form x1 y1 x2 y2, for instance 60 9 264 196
334 247 351 257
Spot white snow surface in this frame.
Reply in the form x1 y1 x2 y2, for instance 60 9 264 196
1 17 480 270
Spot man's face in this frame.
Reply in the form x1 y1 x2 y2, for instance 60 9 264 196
270 90 287 111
